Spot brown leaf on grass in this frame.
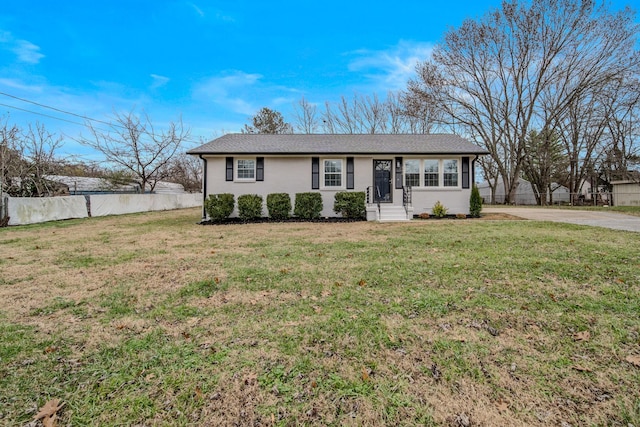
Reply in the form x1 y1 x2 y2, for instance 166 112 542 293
34 398 64 425
549 293 557 302
361 367 370 381
44 346 58 354
495 398 509 412
358 279 366 287
625 355 640 367
573 331 591 342
195 386 203 401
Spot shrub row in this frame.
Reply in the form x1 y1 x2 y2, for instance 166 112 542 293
204 191 366 221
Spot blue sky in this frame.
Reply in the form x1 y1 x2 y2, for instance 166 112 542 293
1 0 637 158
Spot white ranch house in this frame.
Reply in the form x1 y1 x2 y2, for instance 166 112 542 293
188 134 488 221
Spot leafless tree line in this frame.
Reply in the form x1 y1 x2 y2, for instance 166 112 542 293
291 92 442 135
1 112 202 200
403 0 640 204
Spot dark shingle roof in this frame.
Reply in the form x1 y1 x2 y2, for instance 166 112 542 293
187 134 489 155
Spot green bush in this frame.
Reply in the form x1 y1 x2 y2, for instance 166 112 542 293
204 193 234 221
294 192 323 219
432 200 448 218
469 184 483 217
237 194 263 220
333 191 366 219
266 193 292 220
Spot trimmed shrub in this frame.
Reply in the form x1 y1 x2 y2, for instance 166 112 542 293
469 184 483 217
432 200 448 218
294 192 323 219
204 193 234 221
266 193 292 220
333 191 366 219
237 194 263 221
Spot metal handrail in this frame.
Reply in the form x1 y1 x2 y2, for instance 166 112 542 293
403 186 412 216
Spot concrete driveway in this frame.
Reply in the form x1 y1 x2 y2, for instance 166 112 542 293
483 207 640 233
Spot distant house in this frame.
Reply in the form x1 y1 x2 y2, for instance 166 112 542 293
611 179 640 206
187 134 488 221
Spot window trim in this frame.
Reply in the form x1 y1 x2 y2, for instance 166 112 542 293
321 158 345 190
402 157 462 189
235 157 257 181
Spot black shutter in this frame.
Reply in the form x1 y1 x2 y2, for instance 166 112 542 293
311 157 320 189
225 157 233 181
462 157 470 189
256 157 264 181
346 157 354 189
395 157 403 189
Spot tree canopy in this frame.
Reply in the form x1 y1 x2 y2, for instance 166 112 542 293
243 107 293 134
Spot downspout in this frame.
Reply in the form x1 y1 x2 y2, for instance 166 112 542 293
471 155 479 187
199 155 208 221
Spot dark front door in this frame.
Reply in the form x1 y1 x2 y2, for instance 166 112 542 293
374 160 392 203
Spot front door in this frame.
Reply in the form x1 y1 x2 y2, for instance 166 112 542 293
374 160 392 203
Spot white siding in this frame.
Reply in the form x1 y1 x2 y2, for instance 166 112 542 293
203 155 472 218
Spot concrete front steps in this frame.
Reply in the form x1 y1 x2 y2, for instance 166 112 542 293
378 205 412 222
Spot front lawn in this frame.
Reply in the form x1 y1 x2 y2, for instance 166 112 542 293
1 208 638 426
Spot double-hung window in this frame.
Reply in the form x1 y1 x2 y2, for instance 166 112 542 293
323 159 342 187
424 160 439 187
443 159 459 187
236 159 256 180
404 159 420 187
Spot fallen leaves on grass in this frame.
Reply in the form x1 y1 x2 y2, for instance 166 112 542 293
573 331 590 342
495 398 509 412
34 399 64 427
625 355 640 367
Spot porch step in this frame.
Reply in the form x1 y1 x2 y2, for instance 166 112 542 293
378 205 410 222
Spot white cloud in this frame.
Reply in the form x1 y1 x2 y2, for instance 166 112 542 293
0 31 45 64
188 2 205 17
150 74 170 89
192 71 264 115
347 40 433 92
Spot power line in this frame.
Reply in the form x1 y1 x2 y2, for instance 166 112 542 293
0 91 206 145
0 91 116 128
0 102 88 127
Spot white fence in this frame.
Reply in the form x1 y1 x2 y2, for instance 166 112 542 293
2 193 201 226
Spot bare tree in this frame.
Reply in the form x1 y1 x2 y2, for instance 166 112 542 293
407 0 640 203
292 97 319 134
1 117 20 197
78 111 190 193
1 118 64 198
162 152 202 193
600 76 640 183
358 93 387 134
21 123 65 196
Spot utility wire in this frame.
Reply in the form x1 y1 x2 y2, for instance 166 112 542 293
0 91 206 145
0 91 118 128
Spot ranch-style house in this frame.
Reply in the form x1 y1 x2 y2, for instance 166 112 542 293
187 134 488 221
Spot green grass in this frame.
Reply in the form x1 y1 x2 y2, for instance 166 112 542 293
0 208 639 426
